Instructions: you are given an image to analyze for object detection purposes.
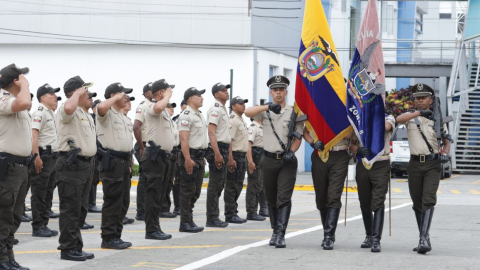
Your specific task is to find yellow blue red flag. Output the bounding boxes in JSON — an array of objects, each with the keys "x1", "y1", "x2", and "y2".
[{"x1": 295, "y1": 0, "x2": 352, "y2": 161}]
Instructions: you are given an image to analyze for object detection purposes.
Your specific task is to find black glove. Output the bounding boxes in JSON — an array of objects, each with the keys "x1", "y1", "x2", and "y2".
[
  {"x1": 268, "y1": 103, "x2": 282, "y2": 114},
  {"x1": 440, "y1": 154, "x2": 450, "y2": 162},
  {"x1": 419, "y1": 110, "x2": 433, "y2": 118},
  {"x1": 310, "y1": 141, "x2": 325, "y2": 151},
  {"x1": 357, "y1": 147, "x2": 371, "y2": 157}
]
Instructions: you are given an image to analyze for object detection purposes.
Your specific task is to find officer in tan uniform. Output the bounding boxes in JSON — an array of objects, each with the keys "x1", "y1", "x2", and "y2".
[
  {"x1": 142, "y1": 79, "x2": 177, "y2": 240},
  {"x1": 246, "y1": 119, "x2": 268, "y2": 218},
  {"x1": 225, "y1": 96, "x2": 255, "y2": 223},
  {"x1": 0, "y1": 64, "x2": 33, "y2": 270},
  {"x1": 245, "y1": 75, "x2": 304, "y2": 249},
  {"x1": 205, "y1": 83, "x2": 231, "y2": 228},
  {"x1": 96, "y1": 82, "x2": 134, "y2": 249},
  {"x1": 30, "y1": 83, "x2": 61, "y2": 238},
  {"x1": 46, "y1": 95, "x2": 62, "y2": 220},
  {"x1": 349, "y1": 114, "x2": 395, "y2": 253},
  {"x1": 132, "y1": 82, "x2": 153, "y2": 221},
  {"x1": 88, "y1": 99, "x2": 102, "y2": 214},
  {"x1": 396, "y1": 83, "x2": 450, "y2": 254},
  {"x1": 177, "y1": 87, "x2": 208, "y2": 233},
  {"x1": 56, "y1": 76, "x2": 96, "y2": 261},
  {"x1": 121, "y1": 95, "x2": 136, "y2": 226}
]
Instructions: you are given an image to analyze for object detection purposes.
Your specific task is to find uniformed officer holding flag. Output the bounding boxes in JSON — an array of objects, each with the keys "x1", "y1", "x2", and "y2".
[{"x1": 96, "y1": 83, "x2": 134, "y2": 249}]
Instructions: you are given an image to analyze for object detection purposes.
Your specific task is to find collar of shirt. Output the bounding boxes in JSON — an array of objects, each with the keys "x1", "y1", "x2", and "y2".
[
  {"x1": 214, "y1": 99, "x2": 225, "y2": 108},
  {"x1": 254, "y1": 121, "x2": 263, "y2": 128},
  {"x1": 186, "y1": 105, "x2": 200, "y2": 115}
]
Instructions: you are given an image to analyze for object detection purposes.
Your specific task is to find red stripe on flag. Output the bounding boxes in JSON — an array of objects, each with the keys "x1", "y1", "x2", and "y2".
[{"x1": 295, "y1": 73, "x2": 336, "y2": 142}]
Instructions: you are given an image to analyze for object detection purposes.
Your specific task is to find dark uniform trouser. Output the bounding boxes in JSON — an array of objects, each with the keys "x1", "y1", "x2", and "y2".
[
  {"x1": 311, "y1": 150, "x2": 349, "y2": 210},
  {"x1": 407, "y1": 158, "x2": 441, "y2": 212},
  {"x1": 224, "y1": 152, "x2": 247, "y2": 217},
  {"x1": 246, "y1": 159, "x2": 263, "y2": 215},
  {"x1": 45, "y1": 170, "x2": 58, "y2": 213},
  {"x1": 161, "y1": 154, "x2": 177, "y2": 213},
  {"x1": 30, "y1": 157, "x2": 57, "y2": 230},
  {"x1": 134, "y1": 142, "x2": 147, "y2": 216},
  {"x1": 56, "y1": 155, "x2": 93, "y2": 251},
  {"x1": 0, "y1": 164, "x2": 28, "y2": 263},
  {"x1": 142, "y1": 151, "x2": 171, "y2": 232},
  {"x1": 89, "y1": 161, "x2": 100, "y2": 208},
  {"x1": 100, "y1": 158, "x2": 132, "y2": 240},
  {"x1": 356, "y1": 160, "x2": 390, "y2": 212},
  {"x1": 206, "y1": 152, "x2": 228, "y2": 222},
  {"x1": 179, "y1": 155, "x2": 205, "y2": 223},
  {"x1": 260, "y1": 156, "x2": 297, "y2": 208}
]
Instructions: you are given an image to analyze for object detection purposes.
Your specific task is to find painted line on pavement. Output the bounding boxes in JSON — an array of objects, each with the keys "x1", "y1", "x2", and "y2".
[
  {"x1": 470, "y1": 189, "x2": 480, "y2": 195},
  {"x1": 174, "y1": 202, "x2": 413, "y2": 270},
  {"x1": 473, "y1": 179, "x2": 480, "y2": 184},
  {"x1": 450, "y1": 189, "x2": 461, "y2": 195}
]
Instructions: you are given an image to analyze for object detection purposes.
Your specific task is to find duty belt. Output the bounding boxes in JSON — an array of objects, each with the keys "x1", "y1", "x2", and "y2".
[
  {"x1": 410, "y1": 154, "x2": 439, "y2": 163},
  {"x1": 264, "y1": 150, "x2": 284, "y2": 160},
  {"x1": 217, "y1": 142, "x2": 230, "y2": 151},
  {"x1": 330, "y1": 145, "x2": 347, "y2": 152},
  {"x1": 232, "y1": 151, "x2": 247, "y2": 159},
  {"x1": 107, "y1": 149, "x2": 132, "y2": 160},
  {"x1": 59, "y1": 152, "x2": 94, "y2": 162},
  {"x1": 190, "y1": 148, "x2": 207, "y2": 159},
  {"x1": 40, "y1": 151, "x2": 59, "y2": 159},
  {"x1": 0, "y1": 152, "x2": 33, "y2": 166},
  {"x1": 145, "y1": 147, "x2": 172, "y2": 161}
]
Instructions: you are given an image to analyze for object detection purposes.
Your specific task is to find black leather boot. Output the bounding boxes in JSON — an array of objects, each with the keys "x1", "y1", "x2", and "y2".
[
  {"x1": 412, "y1": 208, "x2": 422, "y2": 251},
  {"x1": 371, "y1": 207, "x2": 384, "y2": 253},
  {"x1": 268, "y1": 207, "x2": 278, "y2": 246},
  {"x1": 323, "y1": 208, "x2": 340, "y2": 250},
  {"x1": 360, "y1": 207, "x2": 373, "y2": 248},
  {"x1": 258, "y1": 191, "x2": 269, "y2": 217},
  {"x1": 417, "y1": 207, "x2": 434, "y2": 254},
  {"x1": 275, "y1": 203, "x2": 292, "y2": 248},
  {"x1": 319, "y1": 208, "x2": 328, "y2": 247}
]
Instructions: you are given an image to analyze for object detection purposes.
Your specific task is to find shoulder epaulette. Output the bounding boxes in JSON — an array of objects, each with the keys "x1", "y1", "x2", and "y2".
[
  {"x1": 140, "y1": 101, "x2": 145, "y2": 105},
  {"x1": 230, "y1": 114, "x2": 234, "y2": 118},
  {"x1": 250, "y1": 123, "x2": 255, "y2": 127},
  {"x1": 199, "y1": 110, "x2": 202, "y2": 113},
  {"x1": 184, "y1": 110, "x2": 190, "y2": 115},
  {"x1": 38, "y1": 107, "x2": 43, "y2": 111},
  {"x1": 215, "y1": 103, "x2": 219, "y2": 107}
]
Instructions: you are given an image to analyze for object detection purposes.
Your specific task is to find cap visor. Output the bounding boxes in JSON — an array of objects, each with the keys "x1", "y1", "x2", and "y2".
[
  {"x1": 88, "y1": 92, "x2": 97, "y2": 98},
  {"x1": 170, "y1": 84, "x2": 175, "y2": 89},
  {"x1": 269, "y1": 83, "x2": 288, "y2": 89},
  {"x1": 49, "y1": 87, "x2": 61, "y2": 93},
  {"x1": 243, "y1": 99, "x2": 249, "y2": 103},
  {"x1": 19, "y1": 67, "x2": 29, "y2": 75},
  {"x1": 57, "y1": 97, "x2": 62, "y2": 101},
  {"x1": 83, "y1": 82, "x2": 94, "y2": 88},
  {"x1": 129, "y1": 97, "x2": 135, "y2": 101},
  {"x1": 413, "y1": 93, "x2": 432, "y2": 97},
  {"x1": 198, "y1": 89, "x2": 206, "y2": 95},
  {"x1": 225, "y1": 84, "x2": 231, "y2": 89},
  {"x1": 123, "y1": 88, "x2": 133, "y2": 94}
]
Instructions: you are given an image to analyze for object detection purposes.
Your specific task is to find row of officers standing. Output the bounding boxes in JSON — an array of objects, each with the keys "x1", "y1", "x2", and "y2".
[{"x1": 0, "y1": 63, "x2": 449, "y2": 270}]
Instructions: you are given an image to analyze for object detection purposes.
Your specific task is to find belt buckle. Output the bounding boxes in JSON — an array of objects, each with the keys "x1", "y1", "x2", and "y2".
[
  {"x1": 420, "y1": 155, "x2": 426, "y2": 163},
  {"x1": 275, "y1": 152, "x2": 282, "y2": 160}
]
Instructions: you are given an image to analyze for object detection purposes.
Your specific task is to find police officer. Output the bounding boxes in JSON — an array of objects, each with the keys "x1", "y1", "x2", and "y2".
[
  {"x1": 396, "y1": 83, "x2": 450, "y2": 254},
  {"x1": 96, "y1": 83, "x2": 134, "y2": 249},
  {"x1": 30, "y1": 83, "x2": 61, "y2": 238},
  {"x1": 171, "y1": 100, "x2": 187, "y2": 215},
  {"x1": 0, "y1": 64, "x2": 32, "y2": 270},
  {"x1": 56, "y1": 76, "x2": 96, "y2": 261},
  {"x1": 225, "y1": 96, "x2": 253, "y2": 223},
  {"x1": 46, "y1": 96, "x2": 62, "y2": 220},
  {"x1": 245, "y1": 75, "x2": 304, "y2": 249},
  {"x1": 142, "y1": 79, "x2": 177, "y2": 240},
  {"x1": 246, "y1": 118, "x2": 268, "y2": 219},
  {"x1": 160, "y1": 102, "x2": 179, "y2": 218},
  {"x1": 349, "y1": 115, "x2": 395, "y2": 252},
  {"x1": 205, "y1": 82, "x2": 231, "y2": 228},
  {"x1": 133, "y1": 82, "x2": 153, "y2": 221},
  {"x1": 88, "y1": 99, "x2": 102, "y2": 214},
  {"x1": 120, "y1": 96, "x2": 136, "y2": 226},
  {"x1": 177, "y1": 87, "x2": 208, "y2": 233}
]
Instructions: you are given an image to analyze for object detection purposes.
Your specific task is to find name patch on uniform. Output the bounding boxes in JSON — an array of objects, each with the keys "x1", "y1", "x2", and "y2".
[
  {"x1": 47, "y1": 119, "x2": 53, "y2": 122},
  {"x1": 136, "y1": 108, "x2": 142, "y2": 113},
  {"x1": 211, "y1": 111, "x2": 218, "y2": 117},
  {"x1": 33, "y1": 115, "x2": 42, "y2": 123},
  {"x1": 181, "y1": 120, "x2": 189, "y2": 126},
  {"x1": 80, "y1": 118, "x2": 89, "y2": 122}
]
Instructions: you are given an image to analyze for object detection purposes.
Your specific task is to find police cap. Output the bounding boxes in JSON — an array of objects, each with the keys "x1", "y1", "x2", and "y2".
[
  {"x1": 184, "y1": 87, "x2": 205, "y2": 101},
  {"x1": 0, "y1": 64, "x2": 29, "y2": 88},
  {"x1": 267, "y1": 75, "x2": 289, "y2": 89},
  {"x1": 212, "y1": 82, "x2": 231, "y2": 95},
  {"x1": 64, "y1": 76, "x2": 93, "y2": 94},
  {"x1": 37, "y1": 83, "x2": 60, "y2": 100},
  {"x1": 412, "y1": 83, "x2": 435, "y2": 98}
]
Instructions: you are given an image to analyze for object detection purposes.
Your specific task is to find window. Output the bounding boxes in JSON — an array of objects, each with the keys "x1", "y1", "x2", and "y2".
[
  {"x1": 415, "y1": 11, "x2": 423, "y2": 35},
  {"x1": 439, "y1": 2, "x2": 452, "y2": 19}
]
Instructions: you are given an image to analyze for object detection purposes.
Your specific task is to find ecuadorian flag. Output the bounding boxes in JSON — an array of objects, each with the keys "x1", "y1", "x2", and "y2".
[{"x1": 295, "y1": 0, "x2": 352, "y2": 161}]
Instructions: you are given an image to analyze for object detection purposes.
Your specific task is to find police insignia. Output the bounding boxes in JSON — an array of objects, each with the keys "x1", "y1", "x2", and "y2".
[
  {"x1": 38, "y1": 107, "x2": 43, "y2": 111},
  {"x1": 215, "y1": 103, "x2": 219, "y2": 107},
  {"x1": 140, "y1": 101, "x2": 145, "y2": 105},
  {"x1": 248, "y1": 130, "x2": 253, "y2": 135},
  {"x1": 184, "y1": 110, "x2": 190, "y2": 115},
  {"x1": 230, "y1": 115, "x2": 234, "y2": 118},
  {"x1": 33, "y1": 115, "x2": 42, "y2": 123},
  {"x1": 181, "y1": 119, "x2": 189, "y2": 126},
  {"x1": 211, "y1": 111, "x2": 218, "y2": 117},
  {"x1": 136, "y1": 108, "x2": 142, "y2": 113}
]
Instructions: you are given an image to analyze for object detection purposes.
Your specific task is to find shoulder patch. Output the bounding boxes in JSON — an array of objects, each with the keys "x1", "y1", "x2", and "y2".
[
  {"x1": 33, "y1": 115, "x2": 42, "y2": 123},
  {"x1": 136, "y1": 108, "x2": 142, "y2": 114},
  {"x1": 248, "y1": 130, "x2": 253, "y2": 135},
  {"x1": 140, "y1": 101, "x2": 145, "y2": 105},
  {"x1": 184, "y1": 110, "x2": 190, "y2": 115},
  {"x1": 38, "y1": 107, "x2": 43, "y2": 111},
  {"x1": 230, "y1": 114, "x2": 234, "y2": 118},
  {"x1": 211, "y1": 111, "x2": 218, "y2": 117},
  {"x1": 215, "y1": 103, "x2": 219, "y2": 107},
  {"x1": 181, "y1": 119, "x2": 189, "y2": 126}
]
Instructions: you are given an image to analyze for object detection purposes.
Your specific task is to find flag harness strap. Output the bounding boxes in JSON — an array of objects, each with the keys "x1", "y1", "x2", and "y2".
[
  {"x1": 413, "y1": 117, "x2": 434, "y2": 154},
  {"x1": 266, "y1": 111, "x2": 287, "y2": 152}
]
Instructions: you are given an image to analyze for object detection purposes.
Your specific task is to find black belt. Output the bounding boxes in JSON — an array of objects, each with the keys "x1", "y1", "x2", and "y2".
[
  {"x1": 217, "y1": 142, "x2": 230, "y2": 151},
  {"x1": 40, "y1": 151, "x2": 59, "y2": 159},
  {"x1": 107, "y1": 149, "x2": 132, "y2": 160},
  {"x1": 264, "y1": 150, "x2": 284, "y2": 160},
  {"x1": 60, "y1": 152, "x2": 94, "y2": 161},
  {"x1": 232, "y1": 151, "x2": 247, "y2": 158},
  {"x1": 0, "y1": 153, "x2": 31, "y2": 166},
  {"x1": 190, "y1": 148, "x2": 207, "y2": 159},
  {"x1": 145, "y1": 147, "x2": 172, "y2": 159},
  {"x1": 410, "y1": 154, "x2": 439, "y2": 163}
]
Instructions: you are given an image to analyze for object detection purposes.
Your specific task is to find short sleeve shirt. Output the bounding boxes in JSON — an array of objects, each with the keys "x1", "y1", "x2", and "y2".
[
  {"x1": 405, "y1": 115, "x2": 447, "y2": 155},
  {"x1": 248, "y1": 121, "x2": 263, "y2": 148},
  {"x1": 144, "y1": 102, "x2": 179, "y2": 152},
  {"x1": 134, "y1": 98, "x2": 151, "y2": 142},
  {"x1": 207, "y1": 100, "x2": 231, "y2": 144},
  {"x1": 254, "y1": 104, "x2": 304, "y2": 153},
  {"x1": 383, "y1": 115, "x2": 396, "y2": 155},
  {"x1": 0, "y1": 93, "x2": 32, "y2": 156},
  {"x1": 56, "y1": 103, "x2": 97, "y2": 157},
  {"x1": 31, "y1": 103, "x2": 59, "y2": 152},
  {"x1": 229, "y1": 113, "x2": 249, "y2": 153},
  {"x1": 96, "y1": 107, "x2": 134, "y2": 152},
  {"x1": 177, "y1": 105, "x2": 208, "y2": 150}
]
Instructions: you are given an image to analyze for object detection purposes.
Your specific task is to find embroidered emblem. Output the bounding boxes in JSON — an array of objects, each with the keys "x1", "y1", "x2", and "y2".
[
  {"x1": 33, "y1": 115, "x2": 42, "y2": 123},
  {"x1": 136, "y1": 108, "x2": 142, "y2": 113},
  {"x1": 211, "y1": 111, "x2": 218, "y2": 117},
  {"x1": 181, "y1": 119, "x2": 189, "y2": 126}
]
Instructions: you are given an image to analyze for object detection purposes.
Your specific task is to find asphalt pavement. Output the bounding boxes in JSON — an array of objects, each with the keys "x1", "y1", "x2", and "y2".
[{"x1": 13, "y1": 173, "x2": 480, "y2": 270}]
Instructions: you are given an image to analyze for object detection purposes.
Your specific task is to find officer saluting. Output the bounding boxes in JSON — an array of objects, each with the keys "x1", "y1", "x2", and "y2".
[
  {"x1": 56, "y1": 76, "x2": 96, "y2": 261},
  {"x1": 177, "y1": 87, "x2": 208, "y2": 233},
  {"x1": 96, "y1": 83, "x2": 134, "y2": 249},
  {"x1": 245, "y1": 75, "x2": 304, "y2": 249},
  {"x1": 0, "y1": 64, "x2": 33, "y2": 270},
  {"x1": 396, "y1": 83, "x2": 450, "y2": 254},
  {"x1": 142, "y1": 79, "x2": 177, "y2": 240},
  {"x1": 30, "y1": 83, "x2": 61, "y2": 238}
]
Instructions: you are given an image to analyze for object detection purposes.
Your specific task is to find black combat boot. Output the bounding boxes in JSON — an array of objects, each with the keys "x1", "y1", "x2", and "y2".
[
  {"x1": 371, "y1": 207, "x2": 384, "y2": 253},
  {"x1": 48, "y1": 209, "x2": 59, "y2": 218},
  {"x1": 258, "y1": 191, "x2": 269, "y2": 217},
  {"x1": 179, "y1": 222, "x2": 203, "y2": 233},
  {"x1": 268, "y1": 207, "x2": 278, "y2": 246},
  {"x1": 323, "y1": 208, "x2": 340, "y2": 250},
  {"x1": 246, "y1": 213, "x2": 266, "y2": 221},
  {"x1": 417, "y1": 207, "x2": 434, "y2": 254},
  {"x1": 360, "y1": 207, "x2": 373, "y2": 248},
  {"x1": 60, "y1": 249, "x2": 87, "y2": 261},
  {"x1": 173, "y1": 184, "x2": 180, "y2": 215},
  {"x1": 319, "y1": 208, "x2": 328, "y2": 247},
  {"x1": 146, "y1": 230, "x2": 173, "y2": 239},
  {"x1": 412, "y1": 208, "x2": 422, "y2": 251},
  {"x1": 275, "y1": 202, "x2": 292, "y2": 248}
]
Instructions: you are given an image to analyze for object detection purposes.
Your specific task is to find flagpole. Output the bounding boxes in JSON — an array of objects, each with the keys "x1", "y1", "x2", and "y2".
[
  {"x1": 344, "y1": 176, "x2": 348, "y2": 226},
  {"x1": 389, "y1": 173, "x2": 392, "y2": 236}
]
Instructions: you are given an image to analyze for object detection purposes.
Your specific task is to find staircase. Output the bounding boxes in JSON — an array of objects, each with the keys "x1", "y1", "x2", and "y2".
[{"x1": 454, "y1": 63, "x2": 480, "y2": 172}]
